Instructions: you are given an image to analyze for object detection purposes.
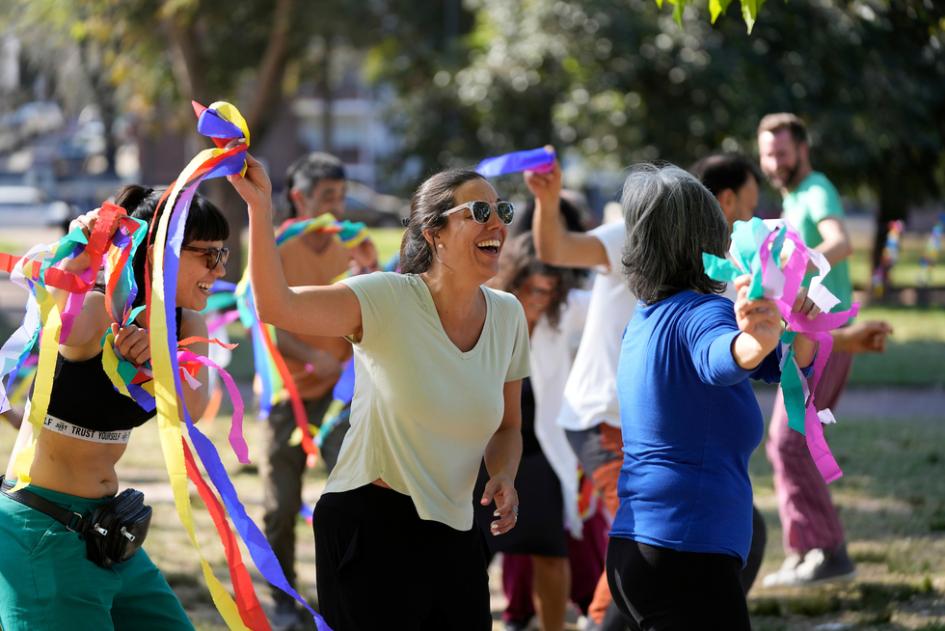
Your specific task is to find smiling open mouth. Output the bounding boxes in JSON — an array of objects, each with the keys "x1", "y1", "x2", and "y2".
[
  {"x1": 477, "y1": 239, "x2": 501, "y2": 254},
  {"x1": 197, "y1": 282, "x2": 212, "y2": 295}
]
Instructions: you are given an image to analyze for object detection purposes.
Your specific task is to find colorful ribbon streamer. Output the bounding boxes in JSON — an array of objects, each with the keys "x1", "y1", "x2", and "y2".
[
  {"x1": 146, "y1": 101, "x2": 329, "y2": 630},
  {"x1": 476, "y1": 146, "x2": 556, "y2": 177},
  {"x1": 2, "y1": 204, "x2": 145, "y2": 488},
  {"x1": 703, "y1": 217, "x2": 859, "y2": 484}
]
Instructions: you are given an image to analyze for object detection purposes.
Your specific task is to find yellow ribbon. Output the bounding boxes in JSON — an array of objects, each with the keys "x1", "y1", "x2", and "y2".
[
  {"x1": 11, "y1": 300, "x2": 62, "y2": 491},
  {"x1": 149, "y1": 146, "x2": 249, "y2": 631},
  {"x1": 101, "y1": 331, "x2": 134, "y2": 399}
]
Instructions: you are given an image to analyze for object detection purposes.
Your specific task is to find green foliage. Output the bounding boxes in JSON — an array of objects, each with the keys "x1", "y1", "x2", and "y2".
[
  {"x1": 657, "y1": 0, "x2": 763, "y2": 31},
  {"x1": 366, "y1": 0, "x2": 945, "y2": 254},
  {"x1": 1, "y1": 0, "x2": 378, "y2": 133}
]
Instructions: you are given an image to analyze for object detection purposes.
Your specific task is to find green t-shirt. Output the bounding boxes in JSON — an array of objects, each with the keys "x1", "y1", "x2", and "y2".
[{"x1": 782, "y1": 171, "x2": 853, "y2": 311}]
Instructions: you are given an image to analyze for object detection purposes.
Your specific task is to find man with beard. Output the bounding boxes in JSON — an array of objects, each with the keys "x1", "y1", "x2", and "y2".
[{"x1": 756, "y1": 113, "x2": 857, "y2": 587}]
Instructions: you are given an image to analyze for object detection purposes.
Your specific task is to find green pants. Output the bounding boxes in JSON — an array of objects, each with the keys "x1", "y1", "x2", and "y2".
[{"x1": 0, "y1": 483, "x2": 193, "y2": 631}]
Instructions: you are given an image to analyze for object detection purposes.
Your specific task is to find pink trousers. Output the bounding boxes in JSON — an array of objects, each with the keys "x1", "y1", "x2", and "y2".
[{"x1": 766, "y1": 351, "x2": 853, "y2": 555}]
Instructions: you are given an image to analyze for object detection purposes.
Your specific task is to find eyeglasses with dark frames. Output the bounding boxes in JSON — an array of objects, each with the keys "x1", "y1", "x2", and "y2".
[
  {"x1": 181, "y1": 245, "x2": 229, "y2": 270},
  {"x1": 442, "y1": 200, "x2": 515, "y2": 225}
]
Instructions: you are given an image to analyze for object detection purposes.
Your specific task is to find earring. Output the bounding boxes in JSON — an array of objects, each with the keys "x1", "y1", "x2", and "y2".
[{"x1": 437, "y1": 243, "x2": 444, "y2": 249}]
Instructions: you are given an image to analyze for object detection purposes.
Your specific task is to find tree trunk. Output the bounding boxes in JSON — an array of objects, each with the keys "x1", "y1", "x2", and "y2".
[
  {"x1": 164, "y1": 18, "x2": 208, "y2": 104},
  {"x1": 246, "y1": 0, "x2": 295, "y2": 142},
  {"x1": 79, "y1": 39, "x2": 118, "y2": 175},
  {"x1": 168, "y1": 0, "x2": 296, "y2": 282},
  {"x1": 319, "y1": 34, "x2": 334, "y2": 153}
]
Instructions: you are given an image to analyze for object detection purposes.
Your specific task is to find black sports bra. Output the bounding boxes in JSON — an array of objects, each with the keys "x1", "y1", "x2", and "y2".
[{"x1": 44, "y1": 308, "x2": 182, "y2": 432}]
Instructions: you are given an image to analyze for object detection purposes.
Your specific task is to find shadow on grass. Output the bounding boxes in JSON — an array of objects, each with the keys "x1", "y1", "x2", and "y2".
[{"x1": 752, "y1": 580, "x2": 938, "y2": 625}]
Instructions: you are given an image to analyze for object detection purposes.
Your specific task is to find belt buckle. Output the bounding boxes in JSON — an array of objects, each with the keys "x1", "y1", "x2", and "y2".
[{"x1": 65, "y1": 512, "x2": 84, "y2": 532}]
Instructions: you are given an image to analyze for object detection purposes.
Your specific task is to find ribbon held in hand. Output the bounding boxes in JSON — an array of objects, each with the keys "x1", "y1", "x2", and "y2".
[
  {"x1": 476, "y1": 146, "x2": 556, "y2": 177},
  {"x1": 147, "y1": 100, "x2": 328, "y2": 630},
  {"x1": 703, "y1": 218, "x2": 860, "y2": 484}
]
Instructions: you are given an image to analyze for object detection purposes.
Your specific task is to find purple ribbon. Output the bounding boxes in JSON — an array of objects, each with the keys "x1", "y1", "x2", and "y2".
[
  {"x1": 164, "y1": 178, "x2": 328, "y2": 629},
  {"x1": 196, "y1": 108, "x2": 246, "y2": 141},
  {"x1": 332, "y1": 359, "x2": 355, "y2": 405},
  {"x1": 476, "y1": 147, "x2": 556, "y2": 177}
]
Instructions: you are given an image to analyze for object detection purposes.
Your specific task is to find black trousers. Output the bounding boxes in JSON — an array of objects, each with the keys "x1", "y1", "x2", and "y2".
[
  {"x1": 606, "y1": 537, "x2": 751, "y2": 631},
  {"x1": 313, "y1": 484, "x2": 492, "y2": 631},
  {"x1": 741, "y1": 505, "x2": 767, "y2": 594}
]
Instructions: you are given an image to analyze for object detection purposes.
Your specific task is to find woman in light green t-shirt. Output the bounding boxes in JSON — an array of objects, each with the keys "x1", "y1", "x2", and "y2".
[{"x1": 230, "y1": 154, "x2": 529, "y2": 630}]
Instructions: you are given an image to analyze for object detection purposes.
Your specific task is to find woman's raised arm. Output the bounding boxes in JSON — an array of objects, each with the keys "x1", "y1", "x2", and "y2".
[{"x1": 227, "y1": 153, "x2": 362, "y2": 339}]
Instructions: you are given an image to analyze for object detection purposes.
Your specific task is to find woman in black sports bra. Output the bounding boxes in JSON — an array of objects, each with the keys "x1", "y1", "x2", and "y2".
[{"x1": 0, "y1": 185, "x2": 228, "y2": 630}]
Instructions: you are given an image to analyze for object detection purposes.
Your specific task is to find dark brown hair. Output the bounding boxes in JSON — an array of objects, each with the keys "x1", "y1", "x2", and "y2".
[
  {"x1": 399, "y1": 169, "x2": 485, "y2": 274},
  {"x1": 284, "y1": 152, "x2": 346, "y2": 218}
]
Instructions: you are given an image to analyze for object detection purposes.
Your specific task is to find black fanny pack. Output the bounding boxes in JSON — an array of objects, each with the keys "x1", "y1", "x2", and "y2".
[{"x1": 0, "y1": 477, "x2": 152, "y2": 568}]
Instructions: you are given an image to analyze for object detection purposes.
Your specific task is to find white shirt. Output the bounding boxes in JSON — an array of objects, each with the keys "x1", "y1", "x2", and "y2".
[
  {"x1": 529, "y1": 289, "x2": 591, "y2": 537},
  {"x1": 326, "y1": 272, "x2": 531, "y2": 531},
  {"x1": 557, "y1": 222, "x2": 637, "y2": 431}
]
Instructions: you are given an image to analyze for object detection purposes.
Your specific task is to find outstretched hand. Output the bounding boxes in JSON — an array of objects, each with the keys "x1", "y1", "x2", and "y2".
[
  {"x1": 523, "y1": 152, "x2": 562, "y2": 205},
  {"x1": 835, "y1": 320, "x2": 893, "y2": 354},
  {"x1": 226, "y1": 152, "x2": 273, "y2": 214},
  {"x1": 790, "y1": 286, "x2": 822, "y2": 320},
  {"x1": 349, "y1": 239, "x2": 380, "y2": 274},
  {"x1": 480, "y1": 474, "x2": 519, "y2": 536}
]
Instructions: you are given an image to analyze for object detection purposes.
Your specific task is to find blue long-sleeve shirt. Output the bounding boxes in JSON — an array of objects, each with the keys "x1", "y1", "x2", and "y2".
[{"x1": 611, "y1": 290, "x2": 781, "y2": 564}]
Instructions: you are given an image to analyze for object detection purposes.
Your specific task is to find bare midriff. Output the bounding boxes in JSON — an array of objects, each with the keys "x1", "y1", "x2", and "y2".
[
  {"x1": 372, "y1": 478, "x2": 391, "y2": 489},
  {"x1": 27, "y1": 431, "x2": 127, "y2": 498}
]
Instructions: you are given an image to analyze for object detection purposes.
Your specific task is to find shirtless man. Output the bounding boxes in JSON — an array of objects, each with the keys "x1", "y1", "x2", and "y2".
[{"x1": 263, "y1": 152, "x2": 377, "y2": 630}]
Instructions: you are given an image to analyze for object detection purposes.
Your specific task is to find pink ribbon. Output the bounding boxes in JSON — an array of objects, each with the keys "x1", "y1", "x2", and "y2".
[{"x1": 178, "y1": 348, "x2": 249, "y2": 464}]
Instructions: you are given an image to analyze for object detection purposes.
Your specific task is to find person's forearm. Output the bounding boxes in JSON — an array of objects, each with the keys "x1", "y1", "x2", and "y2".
[
  {"x1": 181, "y1": 365, "x2": 210, "y2": 421},
  {"x1": 276, "y1": 330, "x2": 317, "y2": 363},
  {"x1": 532, "y1": 195, "x2": 565, "y2": 264},
  {"x1": 45, "y1": 250, "x2": 95, "y2": 307},
  {"x1": 483, "y1": 425, "x2": 522, "y2": 481},
  {"x1": 248, "y1": 203, "x2": 294, "y2": 327},
  {"x1": 2, "y1": 410, "x2": 22, "y2": 430},
  {"x1": 816, "y1": 237, "x2": 853, "y2": 266},
  {"x1": 792, "y1": 333, "x2": 817, "y2": 368},
  {"x1": 732, "y1": 332, "x2": 771, "y2": 370}
]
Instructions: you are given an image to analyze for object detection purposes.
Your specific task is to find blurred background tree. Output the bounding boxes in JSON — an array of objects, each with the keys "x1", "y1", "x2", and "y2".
[
  {"x1": 1, "y1": 0, "x2": 943, "y2": 268},
  {"x1": 368, "y1": 0, "x2": 945, "y2": 264}
]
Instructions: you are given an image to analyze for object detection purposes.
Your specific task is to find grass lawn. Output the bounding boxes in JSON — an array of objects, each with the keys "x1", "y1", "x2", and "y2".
[
  {"x1": 0, "y1": 226, "x2": 942, "y2": 629},
  {"x1": 749, "y1": 416, "x2": 945, "y2": 630},
  {"x1": 1, "y1": 411, "x2": 942, "y2": 630},
  {"x1": 848, "y1": 305, "x2": 945, "y2": 388},
  {"x1": 365, "y1": 226, "x2": 404, "y2": 266}
]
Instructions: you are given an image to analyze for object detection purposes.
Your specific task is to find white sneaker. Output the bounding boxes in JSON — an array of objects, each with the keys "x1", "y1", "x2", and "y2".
[
  {"x1": 763, "y1": 547, "x2": 856, "y2": 588},
  {"x1": 762, "y1": 553, "x2": 804, "y2": 588}
]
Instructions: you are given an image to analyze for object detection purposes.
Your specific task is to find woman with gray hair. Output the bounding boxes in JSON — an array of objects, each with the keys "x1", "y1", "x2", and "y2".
[
  {"x1": 232, "y1": 155, "x2": 529, "y2": 630},
  {"x1": 606, "y1": 164, "x2": 817, "y2": 629}
]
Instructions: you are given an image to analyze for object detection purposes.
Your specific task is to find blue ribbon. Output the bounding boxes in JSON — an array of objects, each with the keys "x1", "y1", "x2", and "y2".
[{"x1": 476, "y1": 147, "x2": 556, "y2": 177}]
